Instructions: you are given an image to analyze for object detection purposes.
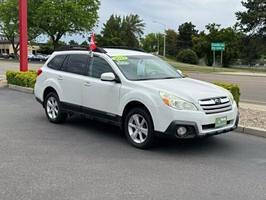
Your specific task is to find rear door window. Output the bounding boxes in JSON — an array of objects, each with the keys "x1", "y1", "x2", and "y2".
[
  {"x1": 47, "y1": 55, "x2": 67, "y2": 70},
  {"x1": 62, "y1": 54, "x2": 90, "y2": 75}
]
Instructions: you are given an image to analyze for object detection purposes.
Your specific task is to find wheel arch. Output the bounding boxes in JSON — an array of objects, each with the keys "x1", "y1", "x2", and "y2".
[
  {"x1": 43, "y1": 87, "x2": 59, "y2": 104},
  {"x1": 122, "y1": 100, "x2": 155, "y2": 128}
]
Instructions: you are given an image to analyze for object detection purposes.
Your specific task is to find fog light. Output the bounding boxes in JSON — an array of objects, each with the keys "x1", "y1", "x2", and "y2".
[{"x1": 177, "y1": 126, "x2": 187, "y2": 136}]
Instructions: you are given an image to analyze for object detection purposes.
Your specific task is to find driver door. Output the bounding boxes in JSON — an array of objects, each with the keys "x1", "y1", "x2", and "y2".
[{"x1": 82, "y1": 56, "x2": 121, "y2": 118}]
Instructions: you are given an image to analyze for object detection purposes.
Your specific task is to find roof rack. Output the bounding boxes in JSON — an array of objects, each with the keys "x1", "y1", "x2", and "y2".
[
  {"x1": 55, "y1": 45, "x2": 107, "y2": 53},
  {"x1": 103, "y1": 46, "x2": 145, "y2": 52}
]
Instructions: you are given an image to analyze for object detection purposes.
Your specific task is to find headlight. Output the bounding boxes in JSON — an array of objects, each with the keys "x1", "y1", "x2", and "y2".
[
  {"x1": 228, "y1": 93, "x2": 234, "y2": 104},
  {"x1": 159, "y1": 91, "x2": 198, "y2": 111}
]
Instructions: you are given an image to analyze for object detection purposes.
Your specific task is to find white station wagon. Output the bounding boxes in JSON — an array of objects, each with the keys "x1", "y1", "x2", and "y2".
[{"x1": 34, "y1": 47, "x2": 239, "y2": 149}]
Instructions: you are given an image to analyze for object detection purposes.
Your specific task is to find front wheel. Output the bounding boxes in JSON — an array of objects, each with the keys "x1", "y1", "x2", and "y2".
[
  {"x1": 124, "y1": 108, "x2": 155, "y2": 149},
  {"x1": 44, "y1": 92, "x2": 67, "y2": 123}
]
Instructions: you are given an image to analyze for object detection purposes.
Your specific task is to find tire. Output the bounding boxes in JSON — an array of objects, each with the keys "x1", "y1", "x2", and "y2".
[
  {"x1": 44, "y1": 92, "x2": 67, "y2": 123},
  {"x1": 124, "y1": 107, "x2": 155, "y2": 149}
]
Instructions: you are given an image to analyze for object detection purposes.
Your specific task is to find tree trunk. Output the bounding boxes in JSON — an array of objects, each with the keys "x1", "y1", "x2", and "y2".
[{"x1": 11, "y1": 40, "x2": 19, "y2": 59}]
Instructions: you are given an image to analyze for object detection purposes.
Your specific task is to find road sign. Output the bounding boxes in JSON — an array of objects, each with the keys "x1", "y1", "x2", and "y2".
[{"x1": 211, "y1": 43, "x2": 225, "y2": 51}]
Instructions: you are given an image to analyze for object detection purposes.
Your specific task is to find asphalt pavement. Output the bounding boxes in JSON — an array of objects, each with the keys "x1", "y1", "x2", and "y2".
[
  {"x1": 189, "y1": 72, "x2": 266, "y2": 105},
  {"x1": 0, "y1": 88, "x2": 266, "y2": 200}
]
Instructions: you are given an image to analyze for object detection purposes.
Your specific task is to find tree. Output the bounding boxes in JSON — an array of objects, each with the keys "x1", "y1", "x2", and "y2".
[
  {"x1": 31, "y1": 0, "x2": 100, "y2": 50},
  {"x1": 38, "y1": 40, "x2": 67, "y2": 55},
  {"x1": 236, "y1": 0, "x2": 265, "y2": 65},
  {"x1": 141, "y1": 33, "x2": 163, "y2": 54},
  {"x1": 165, "y1": 29, "x2": 178, "y2": 57},
  {"x1": 0, "y1": 0, "x2": 39, "y2": 58},
  {"x1": 100, "y1": 14, "x2": 145, "y2": 48},
  {"x1": 178, "y1": 22, "x2": 198, "y2": 49},
  {"x1": 192, "y1": 31, "x2": 208, "y2": 59},
  {"x1": 68, "y1": 40, "x2": 79, "y2": 46},
  {"x1": 236, "y1": 0, "x2": 265, "y2": 35},
  {"x1": 239, "y1": 35, "x2": 264, "y2": 65},
  {"x1": 81, "y1": 40, "x2": 88, "y2": 46},
  {"x1": 121, "y1": 14, "x2": 145, "y2": 47},
  {"x1": 100, "y1": 15, "x2": 124, "y2": 46},
  {"x1": 203, "y1": 23, "x2": 242, "y2": 67}
]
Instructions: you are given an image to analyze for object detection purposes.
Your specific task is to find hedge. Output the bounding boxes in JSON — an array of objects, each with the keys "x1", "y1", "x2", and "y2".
[
  {"x1": 214, "y1": 82, "x2": 240, "y2": 106},
  {"x1": 6, "y1": 70, "x2": 37, "y2": 89},
  {"x1": 177, "y1": 49, "x2": 199, "y2": 65}
]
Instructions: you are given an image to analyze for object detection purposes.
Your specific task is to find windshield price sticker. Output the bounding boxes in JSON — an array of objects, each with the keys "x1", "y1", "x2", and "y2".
[{"x1": 112, "y1": 55, "x2": 128, "y2": 62}]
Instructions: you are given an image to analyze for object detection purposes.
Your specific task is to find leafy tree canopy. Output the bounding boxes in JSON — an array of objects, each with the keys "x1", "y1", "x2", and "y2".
[
  {"x1": 99, "y1": 14, "x2": 145, "y2": 48},
  {"x1": 0, "y1": 0, "x2": 39, "y2": 57},
  {"x1": 236, "y1": 0, "x2": 266, "y2": 35},
  {"x1": 30, "y1": 0, "x2": 100, "y2": 49},
  {"x1": 178, "y1": 22, "x2": 198, "y2": 49}
]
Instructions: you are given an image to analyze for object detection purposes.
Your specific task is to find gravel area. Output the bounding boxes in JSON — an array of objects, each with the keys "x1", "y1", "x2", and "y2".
[{"x1": 239, "y1": 103, "x2": 266, "y2": 130}]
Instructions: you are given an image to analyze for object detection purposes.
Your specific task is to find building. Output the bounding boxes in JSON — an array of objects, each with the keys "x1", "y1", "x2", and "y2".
[{"x1": 0, "y1": 34, "x2": 40, "y2": 55}]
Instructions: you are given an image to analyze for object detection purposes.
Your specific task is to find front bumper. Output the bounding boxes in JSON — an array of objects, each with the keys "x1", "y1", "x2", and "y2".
[{"x1": 160, "y1": 113, "x2": 239, "y2": 139}]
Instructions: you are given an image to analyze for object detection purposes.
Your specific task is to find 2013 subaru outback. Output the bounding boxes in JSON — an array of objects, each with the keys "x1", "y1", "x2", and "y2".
[{"x1": 34, "y1": 47, "x2": 239, "y2": 149}]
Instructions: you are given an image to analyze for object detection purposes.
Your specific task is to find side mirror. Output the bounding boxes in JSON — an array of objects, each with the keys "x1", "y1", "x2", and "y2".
[
  {"x1": 177, "y1": 69, "x2": 184, "y2": 76},
  {"x1": 101, "y1": 72, "x2": 116, "y2": 82}
]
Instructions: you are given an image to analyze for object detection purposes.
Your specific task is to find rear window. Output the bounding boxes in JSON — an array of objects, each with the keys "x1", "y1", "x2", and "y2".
[{"x1": 47, "y1": 55, "x2": 67, "y2": 70}]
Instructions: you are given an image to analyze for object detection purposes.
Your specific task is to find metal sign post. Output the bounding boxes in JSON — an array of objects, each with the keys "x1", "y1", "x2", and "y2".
[
  {"x1": 211, "y1": 43, "x2": 225, "y2": 68},
  {"x1": 19, "y1": 0, "x2": 28, "y2": 72}
]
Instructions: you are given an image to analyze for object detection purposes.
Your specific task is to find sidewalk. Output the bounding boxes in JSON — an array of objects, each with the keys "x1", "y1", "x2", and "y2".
[
  {"x1": 217, "y1": 72, "x2": 266, "y2": 77},
  {"x1": 239, "y1": 102, "x2": 266, "y2": 131}
]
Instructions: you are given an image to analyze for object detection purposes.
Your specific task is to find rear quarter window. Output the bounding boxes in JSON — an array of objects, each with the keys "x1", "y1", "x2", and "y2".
[{"x1": 47, "y1": 55, "x2": 67, "y2": 70}]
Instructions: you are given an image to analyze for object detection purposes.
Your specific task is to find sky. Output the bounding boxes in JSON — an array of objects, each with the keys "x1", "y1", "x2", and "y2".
[{"x1": 38, "y1": 0, "x2": 244, "y2": 43}]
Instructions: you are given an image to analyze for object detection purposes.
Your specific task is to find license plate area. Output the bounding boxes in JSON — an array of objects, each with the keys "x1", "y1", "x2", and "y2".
[{"x1": 215, "y1": 116, "x2": 227, "y2": 128}]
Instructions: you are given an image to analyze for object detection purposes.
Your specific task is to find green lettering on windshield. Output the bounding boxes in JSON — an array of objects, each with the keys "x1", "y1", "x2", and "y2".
[{"x1": 112, "y1": 55, "x2": 128, "y2": 62}]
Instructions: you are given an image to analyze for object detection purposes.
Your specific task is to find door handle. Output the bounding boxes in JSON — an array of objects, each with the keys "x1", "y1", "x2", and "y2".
[
  {"x1": 84, "y1": 81, "x2": 92, "y2": 87},
  {"x1": 57, "y1": 75, "x2": 63, "y2": 81}
]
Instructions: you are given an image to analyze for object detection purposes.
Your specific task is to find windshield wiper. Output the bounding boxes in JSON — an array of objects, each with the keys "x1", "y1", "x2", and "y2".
[{"x1": 162, "y1": 77, "x2": 179, "y2": 79}]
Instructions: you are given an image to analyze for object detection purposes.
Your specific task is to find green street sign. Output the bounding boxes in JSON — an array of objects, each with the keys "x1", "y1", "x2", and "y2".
[{"x1": 211, "y1": 43, "x2": 225, "y2": 51}]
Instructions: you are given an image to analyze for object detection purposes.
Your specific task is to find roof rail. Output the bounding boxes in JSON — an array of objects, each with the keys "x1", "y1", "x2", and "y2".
[
  {"x1": 55, "y1": 45, "x2": 107, "y2": 53},
  {"x1": 103, "y1": 46, "x2": 145, "y2": 52}
]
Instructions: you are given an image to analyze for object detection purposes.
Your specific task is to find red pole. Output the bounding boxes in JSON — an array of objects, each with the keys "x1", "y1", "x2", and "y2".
[{"x1": 19, "y1": 0, "x2": 28, "y2": 72}]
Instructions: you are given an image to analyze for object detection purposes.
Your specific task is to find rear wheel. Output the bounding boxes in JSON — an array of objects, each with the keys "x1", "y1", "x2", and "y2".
[
  {"x1": 124, "y1": 107, "x2": 155, "y2": 149},
  {"x1": 44, "y1": 92, "x2": 67, "y2": 123}
]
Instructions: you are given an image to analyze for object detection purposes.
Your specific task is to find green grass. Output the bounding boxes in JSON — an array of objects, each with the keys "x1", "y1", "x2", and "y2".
[{"x1": 164, "y1": 57, "x2": 266, "y2": 74}]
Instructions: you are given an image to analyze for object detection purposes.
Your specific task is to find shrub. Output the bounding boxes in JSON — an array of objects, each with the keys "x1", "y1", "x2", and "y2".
[
  {"x1": 177, "y1": 49, "x2": 199, "y2": 64},
  {"x1": 214, "y1": 82, "x2": 240, "y2": 106},
  {"x1": 6, "y1": 70, "x2": 37, "y2": 89}
]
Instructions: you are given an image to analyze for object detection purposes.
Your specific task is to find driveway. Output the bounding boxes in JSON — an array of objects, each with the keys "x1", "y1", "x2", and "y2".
[{"x1": 0, "y1": 88, "x2": 266, "y2": 200}]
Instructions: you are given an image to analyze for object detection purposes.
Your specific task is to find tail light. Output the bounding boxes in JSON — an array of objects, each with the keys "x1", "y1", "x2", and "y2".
[{"x1": 37, "y1": 68, "x2": 42, "y2": 76}]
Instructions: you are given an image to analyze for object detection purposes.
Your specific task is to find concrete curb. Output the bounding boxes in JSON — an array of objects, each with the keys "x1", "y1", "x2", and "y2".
[
  {"x1": 236, "y1": 126, "x2": 266, "y2": 138},
  {"x1": 8, "y1": 84, "x2": 34, "y2": 94}
]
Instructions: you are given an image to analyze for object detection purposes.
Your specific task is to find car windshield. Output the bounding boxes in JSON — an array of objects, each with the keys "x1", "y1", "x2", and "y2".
[{"x1": 113, "y1": 55, "x2": 182, "y2": 81}]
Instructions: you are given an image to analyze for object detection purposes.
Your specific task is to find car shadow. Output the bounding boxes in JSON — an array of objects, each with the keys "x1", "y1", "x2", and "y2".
[{"x1": 63, "y1": 115, "x2": 234, "y2": 156}]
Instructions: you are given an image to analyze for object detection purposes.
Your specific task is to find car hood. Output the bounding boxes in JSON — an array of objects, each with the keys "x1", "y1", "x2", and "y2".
[{"x1": 138, "y1": 78, "x2": 229, "y2": 103}]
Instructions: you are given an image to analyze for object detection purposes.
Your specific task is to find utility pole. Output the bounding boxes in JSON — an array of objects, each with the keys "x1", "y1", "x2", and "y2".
[
  {"x1": 163, "y1": 33, "x2": 166, "y2": 57},
  {"x1": 157, "y1": 33, "x2": 160, "y2": 55},
  {"x1": 19, "y1": 0, "x2": 28, "y2": 72},
  {"x1": 153, "y1": 21, "x2": 167, "y2": 57}
]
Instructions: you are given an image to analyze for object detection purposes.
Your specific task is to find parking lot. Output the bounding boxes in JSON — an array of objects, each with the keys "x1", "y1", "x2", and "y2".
[{"x1": 0, "y1": 87, "x2": 266, "y2": 200}]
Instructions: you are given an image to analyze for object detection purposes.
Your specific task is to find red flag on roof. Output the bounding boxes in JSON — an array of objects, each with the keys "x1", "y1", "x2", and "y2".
[{"x1": 89, "y1": 33, "x2": 97, "y2": 51}]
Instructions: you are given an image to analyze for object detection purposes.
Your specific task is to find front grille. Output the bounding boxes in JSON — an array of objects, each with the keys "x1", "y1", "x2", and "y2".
[{"x1": 199, "y1": 96, "x2": 232, "y2": 115}]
